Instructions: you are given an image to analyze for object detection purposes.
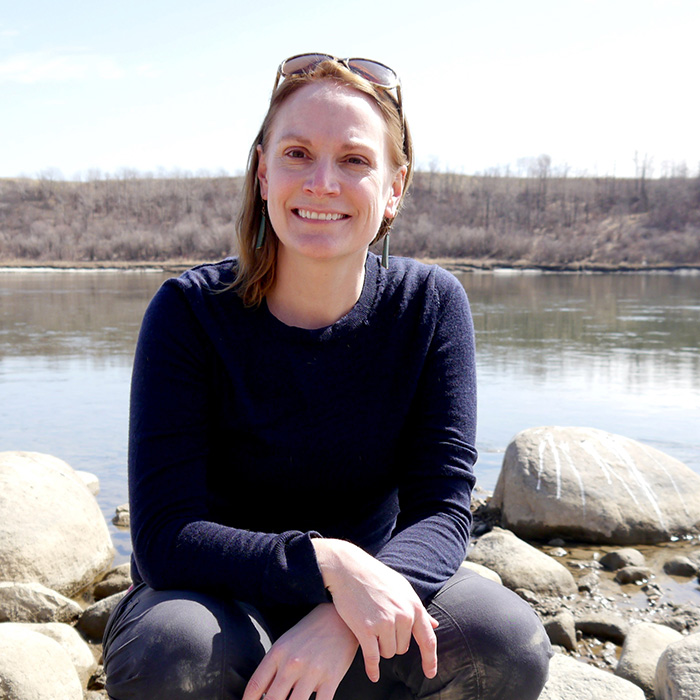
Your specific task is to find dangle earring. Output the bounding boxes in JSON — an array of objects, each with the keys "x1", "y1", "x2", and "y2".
[
  {"x1": 256, "y1": 203, "x2": 267, "y2": 250},
  {"x1": 381, "y1": 232, "x2": 390, "y2": 269}
]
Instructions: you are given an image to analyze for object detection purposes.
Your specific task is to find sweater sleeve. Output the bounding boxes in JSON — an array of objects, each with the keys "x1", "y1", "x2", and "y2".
[
  {"x1": 375, "y1": 268, "x2": 477, "y2": 601},
  {"x1": 127, "y1": 281, "x2": 328, "y2": 608}
]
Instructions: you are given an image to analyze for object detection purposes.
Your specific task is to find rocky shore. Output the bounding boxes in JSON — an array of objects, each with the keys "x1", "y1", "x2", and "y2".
[{"x1": 2, "y1": 426, "x2": 700, "y2": 699}]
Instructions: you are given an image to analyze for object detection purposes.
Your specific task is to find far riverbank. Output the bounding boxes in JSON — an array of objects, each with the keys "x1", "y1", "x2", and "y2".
[
  {"x1": 2, "y1": 171, "x2": 699, "y2": 267},
  {"x1": 2, "y1": 257, "x2": 700, "y2": 275}
]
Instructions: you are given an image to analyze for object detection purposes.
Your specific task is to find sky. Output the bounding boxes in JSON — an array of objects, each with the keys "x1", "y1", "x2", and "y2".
[{"x1": 1, "y1": 0, "x2": 699, "y2": 180}]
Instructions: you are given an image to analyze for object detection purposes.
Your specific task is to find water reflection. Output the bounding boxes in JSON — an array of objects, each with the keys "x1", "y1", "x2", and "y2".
[
  {"x1": 460, "y1": 271, "x2": 700, "y2": 360},
  {"x1": 0, "y1": 270, "x2": 167, "y2": 360}
]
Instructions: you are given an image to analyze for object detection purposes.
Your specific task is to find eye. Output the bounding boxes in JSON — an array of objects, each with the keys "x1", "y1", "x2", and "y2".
[
  {"x1": 345, "y1": 155, "x2": 370, "y2": 166},
  {"x1": 285, "y1": 148, "x2": 308, "y2": 159}
]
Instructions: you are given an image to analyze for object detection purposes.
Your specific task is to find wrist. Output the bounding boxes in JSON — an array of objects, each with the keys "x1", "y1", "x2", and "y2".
[{"x1": 311, "y1": 538, "x2": 354, "y2": 588}]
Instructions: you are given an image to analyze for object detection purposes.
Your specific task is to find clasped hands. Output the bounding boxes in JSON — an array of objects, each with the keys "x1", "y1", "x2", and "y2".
[{"x1": 242, "y1": 538, "x2": 438, "y2": 700}]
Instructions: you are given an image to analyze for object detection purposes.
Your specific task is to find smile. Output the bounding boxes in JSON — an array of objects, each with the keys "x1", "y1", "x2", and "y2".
[{"x1": 296, "y1": 209, "x2": 348, "y2": 221}]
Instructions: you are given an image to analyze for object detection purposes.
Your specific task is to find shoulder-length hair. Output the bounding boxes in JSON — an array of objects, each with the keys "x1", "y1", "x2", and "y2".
[{"x1": 232, "y1": 60, "x2": 413, "y2": 307}]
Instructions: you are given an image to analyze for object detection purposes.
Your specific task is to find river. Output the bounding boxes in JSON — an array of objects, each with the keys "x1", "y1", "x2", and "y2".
[{"x1": 1, "y1": 266, "x2": 699, "y2": 562}]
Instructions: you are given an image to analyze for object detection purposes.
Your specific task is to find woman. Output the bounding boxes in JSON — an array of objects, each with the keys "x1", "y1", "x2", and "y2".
[{"x1": 103, "y1": 54, "x2": 552, "y2": 700}]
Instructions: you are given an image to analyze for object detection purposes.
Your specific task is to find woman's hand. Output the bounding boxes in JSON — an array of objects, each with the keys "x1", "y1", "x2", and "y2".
[
  {"x1": 242, "y1": 603, "x2": 358, "y2": 700},
  {"x1": 312, "y1": 538, "x2": 439, "y2": 684}
]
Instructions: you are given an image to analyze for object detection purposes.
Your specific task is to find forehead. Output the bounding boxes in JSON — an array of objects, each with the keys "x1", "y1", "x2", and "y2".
[{"x1": 267, "y1": 80, "x2": 390, "y2": 147}]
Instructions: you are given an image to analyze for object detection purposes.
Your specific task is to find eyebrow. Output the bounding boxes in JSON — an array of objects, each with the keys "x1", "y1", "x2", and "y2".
[{"x1": 276, "y1": 133, "x2": 378, "y2": 152}]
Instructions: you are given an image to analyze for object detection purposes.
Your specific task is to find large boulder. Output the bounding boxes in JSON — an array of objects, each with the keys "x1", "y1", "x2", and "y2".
[
  {"x1": 0, "y1": 622, "x2": 97, "y2": 686},
  {"x1": 0, "y1": 451, "x2": 114, "y2": 596},
  {"x1": 655, "y1": 632, "x2": 700, "y2": 700},
  {"x1": 540, "y1": 653, "x2": 645, "y2": 700},
  {"x1": 0, "y1": 623, "x2": 83, "y2": 699},
  {"x1": 615, "y1": 622, "x2": 683, "y2": 697},
  {"x1": 492, "y1": 427, "x2": 700, "y2": 544},
  {"x1": 467, "y1": 527, "x2": 577, "y2": 597}
]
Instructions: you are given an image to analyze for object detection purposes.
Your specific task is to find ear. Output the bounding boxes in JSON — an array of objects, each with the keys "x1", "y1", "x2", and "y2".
[
  {"x1": 384, "y1": 165, "x2": 407, "y2": 219},
  {"x1": 256, "y1": 144, "x2": 268, "y2": 199}
]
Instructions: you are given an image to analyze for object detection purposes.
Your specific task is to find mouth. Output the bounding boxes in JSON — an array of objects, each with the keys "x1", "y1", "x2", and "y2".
[{"x1": 295, "y1": 208, "x2": 349, "y2": 222}]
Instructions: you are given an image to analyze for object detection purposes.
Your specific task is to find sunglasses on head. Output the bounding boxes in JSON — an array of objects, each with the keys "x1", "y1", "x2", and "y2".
[{"x1": 273, "y1": 53, "x2": 403, "y2": 118}]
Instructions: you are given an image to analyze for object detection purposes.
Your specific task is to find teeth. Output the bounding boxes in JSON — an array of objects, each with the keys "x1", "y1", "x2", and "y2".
[{"x1": 297, "y1": 209, "x2": 345, "y2": 221}]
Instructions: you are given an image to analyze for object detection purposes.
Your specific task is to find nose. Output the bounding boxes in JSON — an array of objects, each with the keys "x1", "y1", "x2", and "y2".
[{"x1": 304, "y1": 159, "x2": 340, "y2": 197}]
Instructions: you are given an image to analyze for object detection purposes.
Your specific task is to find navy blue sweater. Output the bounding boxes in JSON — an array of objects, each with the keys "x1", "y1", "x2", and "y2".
[{"x1": 128, "y1": 253, "x2": 477, "y2": 610}]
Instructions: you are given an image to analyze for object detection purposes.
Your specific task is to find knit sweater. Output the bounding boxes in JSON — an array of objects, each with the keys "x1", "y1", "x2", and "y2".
[{"x1": 128, "y1": 252, "x2": 477, "y2": 610}]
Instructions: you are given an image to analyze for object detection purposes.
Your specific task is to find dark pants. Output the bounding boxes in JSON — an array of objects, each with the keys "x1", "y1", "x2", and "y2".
[{"x1": 103, "y1": 567, "x2": 552, "y2": 699}]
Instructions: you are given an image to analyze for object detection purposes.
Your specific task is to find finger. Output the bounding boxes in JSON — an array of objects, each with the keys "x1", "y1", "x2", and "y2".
[
  {"x1": 358, "y1": 634, "x2": 382, "y2": 683},
  {"x1": 412, "y1": 614, "x2": 438, "y2": 679},
  {"x1": 396, "y1": 629, "x2": 412, "y2": 656},
  {"x1": 287, "y1": 676, "x2": 319, "y2": 700},
  {"x1": 315, "y1": 675, "x2": 346, "y2": 700},
  {"x1": 315, "y1": 684, "x2": 339, "y2": 700},
  {"x1": 242, "y1": 662, "x2": 275, "y2": 700},
  {"x1": 378, "y1": 630, "x2": 397, "y2": 659},
  {"x1": 395, "y1": 615, "x2": 414, "y2": 656},
  {"x1": 262, "y1": 673, "x2": 296, "y2": 700}
]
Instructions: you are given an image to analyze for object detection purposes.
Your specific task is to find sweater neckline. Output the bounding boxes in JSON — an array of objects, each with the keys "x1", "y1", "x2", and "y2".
[{"x1": 261, "y1": 253, "x2": 381, "y2": 342}]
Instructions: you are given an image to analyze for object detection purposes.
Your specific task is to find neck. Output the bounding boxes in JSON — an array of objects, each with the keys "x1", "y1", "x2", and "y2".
[{"x1": 266, "y1": 251, "x2": 367, "y2": 329}]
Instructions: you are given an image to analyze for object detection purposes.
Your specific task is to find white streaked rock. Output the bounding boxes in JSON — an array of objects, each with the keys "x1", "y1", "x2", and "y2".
[{"x1": 492, "y1": 427, "x2": 700, "y2": 544}]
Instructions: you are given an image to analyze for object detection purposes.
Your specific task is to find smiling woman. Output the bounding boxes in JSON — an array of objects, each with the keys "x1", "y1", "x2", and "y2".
[
  {"x1": 101, "y1": 54, "x2": 552, "y2": 700},
  {"x1": 234, "y1": 56, "x2": 412, "y2": 310}
]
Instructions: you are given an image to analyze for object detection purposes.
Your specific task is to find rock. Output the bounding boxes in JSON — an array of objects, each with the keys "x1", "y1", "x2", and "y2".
[
  {"x1": 665, "y1": 604, "x2": 700, "y2": 634},
  {"x1": 575, "y1": 611, "x2": 630, "y2": 644},
  {"x1": 0, "y1": 623, "x2": 83, "y2": 699},
  {"x1": 470, "y1": 485, "x2": 492, "y2": 508},
  {"x1": 0, "y1": 582, "x2": 82, "y2": 623},
  {"x1": 492, "y1": 427, "x2": 700, "y2": 544},
  {"x1": 112, "y1": 503, "x2": 131, "y2": 528},
  {"x1": 540, "y1": 653, "x2": 645, "y2": 699},
  {"x1": 94, "y1": 562, "x2": 132, "y2": 600},
  {"x1": 544, "y1": 610, "x2": 577, "y2": 651},
  {"x1": 663, "y1": 555, "x2": 697, "y2": 577},
  {"x1": 459, "y1": 560, "x2": 503, "y2": 584},
  {"x1": 0, "y1": 621, "x2": 97, "y2": 685},
  {"x1": 88, "y1": 665, "x2": 107, "y2": 690},
  {"x1": 601, "y1": 548, "x2": 646, "y2": 570},
  {"x1": 0, "y1": 451, "x2": 114, "y2": 596},
  {"x1": 76, "y1": 470, "x2": 100, "y2": 496},
  {"x1": 615, "y1": 622, "x2": 683, "y2": 697},
  {"x1": 78, "y1": 590, "x2": 127, "y2": 640},
  {"x1": 642, "y1": 581, "x2": 663, "y2": 601},
  {"x1": 467, "y1": 527, "x2": 577, "y2": 597},
  {"x1": 615, "y1": 566, "x2": 653, "y2": 585},
  {"x1": 655, "y1": 632, "x2": 700, "y2": 699},
  {"x1": 578, "y1": 571, "x2": 600, "y2": 593},
  {"x1": 514, "y1": 588, "x2": 540, "y2": 605}
]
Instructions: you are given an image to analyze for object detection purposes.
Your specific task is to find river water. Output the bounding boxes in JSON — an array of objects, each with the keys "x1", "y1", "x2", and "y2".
[{"x1": 1, "y1": 266, "x2": 699, "y2": 563}]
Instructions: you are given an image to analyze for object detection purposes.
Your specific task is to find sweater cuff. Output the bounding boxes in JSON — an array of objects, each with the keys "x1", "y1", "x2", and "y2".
[{"x1": 263, "y1": 531, "x2": 329, "y2": 606}]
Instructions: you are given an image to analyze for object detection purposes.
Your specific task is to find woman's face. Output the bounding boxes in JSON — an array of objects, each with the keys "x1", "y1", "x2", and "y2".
[{"x1": 257, "y1": 80, "x2": 405, "y2": 269}]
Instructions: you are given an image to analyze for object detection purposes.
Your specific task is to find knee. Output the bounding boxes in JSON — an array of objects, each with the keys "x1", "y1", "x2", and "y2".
[
  {"x1": 430, "y1": 569, "x2": 552, "y2": 699},
  {"x1": 104, "y1": 588, "x2": 266, "y2": 700}
]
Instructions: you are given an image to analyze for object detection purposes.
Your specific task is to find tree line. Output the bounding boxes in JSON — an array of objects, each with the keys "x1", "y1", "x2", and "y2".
[{"x1": 1, "y1": 161, "x2": 699, "y2": 268}]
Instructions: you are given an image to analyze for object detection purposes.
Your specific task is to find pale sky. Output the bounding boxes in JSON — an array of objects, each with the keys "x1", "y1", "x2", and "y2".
[{"x1": 2, "y1": 0, "x2": 699, "y2": 180}]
